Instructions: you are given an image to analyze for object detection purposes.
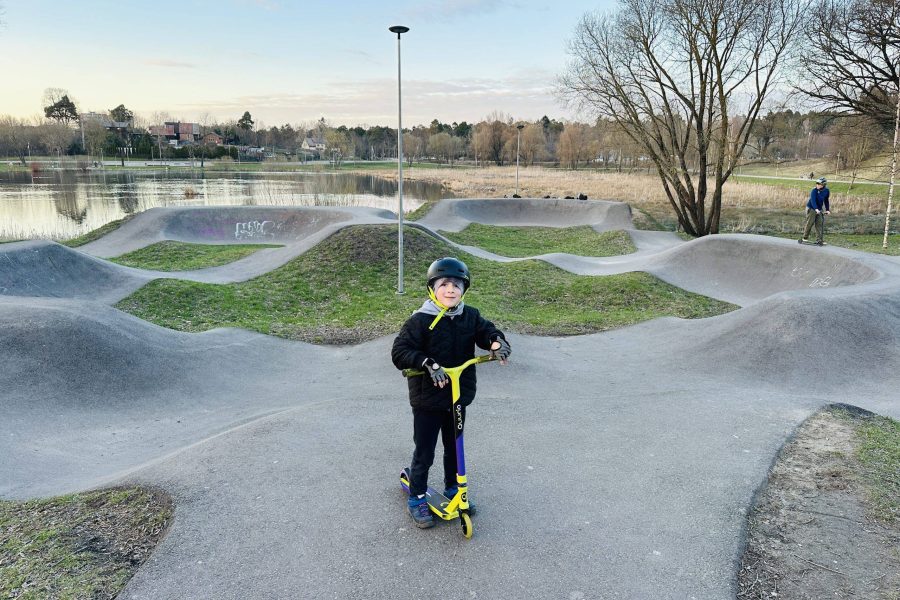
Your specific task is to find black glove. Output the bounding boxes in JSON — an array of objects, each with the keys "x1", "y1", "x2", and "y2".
[
  {"x1": 422, "y1": 358, "x2": 448, "y2": 387},
  {"x1": 491, "y1": 336, "x2": 511, "y2": 361}
]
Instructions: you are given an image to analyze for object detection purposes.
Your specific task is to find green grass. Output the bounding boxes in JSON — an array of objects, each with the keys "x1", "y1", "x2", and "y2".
[
  {"x1": 0, "y1": 487, "x2": 172, "y2": 600},
  {"x1": 110, "y1": 241, "x2": 283, "y2": 271},
  {"x1": 116, "y1": 225, "x2": 736, "y2": 344},
  {"x1": 854, "y1": 414, "x2": 900, "y2": 523},
  {"x1": 406, "y1": 200, "x2": 437, "y2": 221},
  {"x1": 440, "y1": 223, "x2": 637, "y2": 257},
  {"x1": 770, "y1": 232, "x2": 900, "y2": 255},
  {"x1": 60, "y1": 217, "x2": 132, "y2": 247}
]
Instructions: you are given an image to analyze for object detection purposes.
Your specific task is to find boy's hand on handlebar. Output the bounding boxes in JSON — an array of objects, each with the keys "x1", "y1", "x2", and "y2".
[
  {"x1": 490, "y1": 337, "x2": 511, "y2": 365},
  {"x1": 423, "y1": 358, "x2": 449, "y2": 388}
]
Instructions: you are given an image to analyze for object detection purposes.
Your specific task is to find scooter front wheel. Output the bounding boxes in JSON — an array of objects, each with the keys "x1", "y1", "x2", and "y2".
[{"x1": 460, "y1": 512, "x2": 473, "y2": 539}]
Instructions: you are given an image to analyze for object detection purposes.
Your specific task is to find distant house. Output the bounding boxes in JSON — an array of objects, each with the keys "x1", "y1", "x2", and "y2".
[
  {"x1": 80, "y1": 111, "x2": 131, "y2": 134},
  {"x1": 202, "y1": 132, "x2": 224, "y2": 146},
  {"x1": 149, "y1": 122, "x2": 201, "y2": 146},
  {"x1": 302, "y1": 137, "x2": 326, "y2": 152}
]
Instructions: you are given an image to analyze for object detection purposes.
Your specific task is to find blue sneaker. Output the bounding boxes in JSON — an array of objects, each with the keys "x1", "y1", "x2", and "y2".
[
  {"x1": 407, "y1": 495, "x2": 435, "y2": 528},
  {"x1": 444, "y1": 487, "x2": 476, "y2": 515}
]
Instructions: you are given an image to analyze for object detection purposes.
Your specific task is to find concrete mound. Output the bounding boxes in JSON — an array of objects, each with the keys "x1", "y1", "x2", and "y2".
[
  {"x1": 80, "y1": 206, "x2": 396, "y2": 258},
  {"x1": 647, "y1": 235, "x2": 881, "y2": 305},
  {"x1": 417, "y1": 198, "x2": 634, "y2": 232},
  {"x1": 0, "y1": 297, "x2": 204, "y2": 401},
  {"x1": 0, "y1": 241, "x2": 149, "y2": 302}
]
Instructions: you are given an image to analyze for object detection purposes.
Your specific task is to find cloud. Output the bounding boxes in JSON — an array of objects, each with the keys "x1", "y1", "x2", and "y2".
[
  {"x1": 143, "y1": 59, "x2": 197, "y2": 69},
  {"x1": 172, "y1": 70, "x2": 567, "y2": 125},
  {"x1": 409, "y1": 0, "x2": 510, "y2": 19}
]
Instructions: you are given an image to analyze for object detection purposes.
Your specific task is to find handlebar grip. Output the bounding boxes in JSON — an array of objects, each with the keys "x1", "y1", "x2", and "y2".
[{"x1": 402, "y1": 368, "x2": 424, "y2": 378}]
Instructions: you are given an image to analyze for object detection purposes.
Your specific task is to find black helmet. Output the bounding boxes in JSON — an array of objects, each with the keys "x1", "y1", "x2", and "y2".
[{"x1": 426, "y1": 257, "x2": 470, "y2": 291}]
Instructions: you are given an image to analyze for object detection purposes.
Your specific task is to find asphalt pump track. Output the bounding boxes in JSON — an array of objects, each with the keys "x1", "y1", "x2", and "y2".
[{"x1": 2, "y1": 199, "x2": 899, "y2": 599}]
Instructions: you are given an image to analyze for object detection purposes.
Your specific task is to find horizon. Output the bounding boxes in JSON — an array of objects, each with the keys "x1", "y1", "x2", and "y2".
[{"x1": 0, "y1": 0, "x2": 613, "y2": 128}]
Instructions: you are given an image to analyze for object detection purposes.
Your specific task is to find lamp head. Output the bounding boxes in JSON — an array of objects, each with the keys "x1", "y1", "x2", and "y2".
[{"x1": 389, "y1": 25, "x2": 410, "y2": 37}]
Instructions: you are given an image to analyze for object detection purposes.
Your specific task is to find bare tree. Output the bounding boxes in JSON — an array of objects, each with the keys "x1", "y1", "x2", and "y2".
[
  {"x1": 403, "y1": 132, "x2": 422, "y2": 166},
  {"x1": 519, "y1": 123, "x2": 547, "y2": 166},
  {"x1": 831, "y1": 115, "x2": 883, "y2": 188},
  {"x1": 473, "y1": 112, "x2": 511, "y2": 166},
  {"x1": 427, "y1": 132, "x2": 453, "y2": 164},
  {"x1": 800, "y1": 0, "x2": 899, "y2": 133},
  {"x1": 38, "y1": 121, "x2": 75, "y2": 159},
  {"x1": 557, "y1": 122, "x2": 597, "y2": 169},
  {"x1": 82, "y1": 120, "x2": 108, "y2": 158},
  {"x1": 560, "y1": 0, "x2": 805, "y2": 235}
]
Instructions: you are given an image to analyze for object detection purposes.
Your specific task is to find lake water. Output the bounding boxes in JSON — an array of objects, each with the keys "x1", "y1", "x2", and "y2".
[{"x1": 0, "y1": 169, "x2": 446, "y2": 240}]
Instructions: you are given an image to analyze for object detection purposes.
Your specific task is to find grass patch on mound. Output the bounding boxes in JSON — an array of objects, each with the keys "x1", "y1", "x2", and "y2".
[
  {"x1": 110, "y1": 241, "x2": 283, "y2": 271},
  {"x1": 117, "y1": 225, "x2": 735, "y2": 343},
  {"x1": 440, "y1": 223, "x2": 637, "y2": 257},
  {"x1": 61, "y1": 217, "x2": 132, "y2": 248},
  {"x1": 0, "y1": 487, "x2": 172, "y2": 600},
  {"x1": 406, "y1": 200, "x2": 437, "y2": 221},
  {"x1": 852, "y1": 412, "x2": 900, "y2": 523}
]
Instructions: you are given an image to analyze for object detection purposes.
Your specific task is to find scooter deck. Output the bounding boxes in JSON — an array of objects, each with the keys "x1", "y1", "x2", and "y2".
[
  {"x1": 400, "y1": 468, "x2": 463, "y2": 521},
  {"x1": 798, "y1": 240, "x2": 827, "y2": 246},
  {"x1": 425, "y1": 489, "x2": 459, "y2": 520}
]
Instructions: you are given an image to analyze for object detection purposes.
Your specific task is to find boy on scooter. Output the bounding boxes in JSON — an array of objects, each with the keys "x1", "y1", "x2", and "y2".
[{"x1": 391, "y1": 257, "x2": 511, "y2": 528}]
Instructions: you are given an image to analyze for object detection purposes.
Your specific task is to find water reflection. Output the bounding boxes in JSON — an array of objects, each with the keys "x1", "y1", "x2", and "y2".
[{"x1": 0, "y1": 170, "x2": 447, "y2": 240}]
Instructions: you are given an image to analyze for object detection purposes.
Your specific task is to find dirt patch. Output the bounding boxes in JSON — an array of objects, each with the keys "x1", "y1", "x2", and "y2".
[
  {"x1": 0, "y1": 486, "x2": 173, "y2": 599},
  {"x1": 738, "y1": 406, "x2": 900, "y2": 599}
]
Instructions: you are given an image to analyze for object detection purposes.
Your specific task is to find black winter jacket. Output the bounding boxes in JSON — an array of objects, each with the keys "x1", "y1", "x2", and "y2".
[{"x1": 391, "y1": 305, "x2": 506, "y2": 411}]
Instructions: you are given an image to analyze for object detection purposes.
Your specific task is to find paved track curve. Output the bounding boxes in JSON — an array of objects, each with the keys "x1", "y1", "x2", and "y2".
[{"x1": 2, "y1": 199, "x2": 898, "y2": 599}]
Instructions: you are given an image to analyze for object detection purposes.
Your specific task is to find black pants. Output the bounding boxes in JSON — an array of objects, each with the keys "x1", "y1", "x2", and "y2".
[{"x1": 409, "y1": 406, "x2": 465, "y2": 497}]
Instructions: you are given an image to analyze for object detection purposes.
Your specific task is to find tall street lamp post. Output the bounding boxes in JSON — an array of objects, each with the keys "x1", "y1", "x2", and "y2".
[
  {"x1": 390, "y1": 25, "x2": 409, "y2": 294},
  {"x1": 515, "y1": 123, "x2": 524, "y2": 197}
]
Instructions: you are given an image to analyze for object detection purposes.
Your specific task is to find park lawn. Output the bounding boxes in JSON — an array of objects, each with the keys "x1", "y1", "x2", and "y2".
[
  {"x1": 61, "y1": 217, "x2": 132, "y2": 248},
  {"x1": 771, "y1": 232, "x2": 900, "y2": 255},
  {"x1": 441, "y1": 223, "x2": 637, "y2": 257},
  {"x1": 110, "y1": 241, "x2": 283, "y2": 271},
  {"x1": 116, "y1": 225, "x2": 735, "y2": 344},
  {"x1": 0, "y1": 487, "x2": 172, "y2": 600}
]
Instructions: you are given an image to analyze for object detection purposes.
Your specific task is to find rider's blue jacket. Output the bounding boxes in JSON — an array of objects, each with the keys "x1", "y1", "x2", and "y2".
[{"x1": 807, "y1": 186, "x2": 830, "y2": 212}]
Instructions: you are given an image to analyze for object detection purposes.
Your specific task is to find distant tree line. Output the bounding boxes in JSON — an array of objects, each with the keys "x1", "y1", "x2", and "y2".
[{"x1": 1, "y1": 103, "x2": 892, "y2": 179}]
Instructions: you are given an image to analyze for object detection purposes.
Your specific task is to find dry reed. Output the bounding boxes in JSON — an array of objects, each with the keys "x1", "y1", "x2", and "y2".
[{"x1": 359, "y1": 165, "x2": 887, "y2": 217}]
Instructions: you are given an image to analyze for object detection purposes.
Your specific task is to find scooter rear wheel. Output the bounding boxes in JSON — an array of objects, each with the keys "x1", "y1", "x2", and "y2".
[{"x1": 460, "y1": 512, "x2": 473, "y2": 539}]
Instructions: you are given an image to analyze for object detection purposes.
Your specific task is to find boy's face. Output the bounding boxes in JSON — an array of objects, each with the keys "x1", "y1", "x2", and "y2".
[{"x1": 432, "y1": 277, "x2": 464, "y2": 308}]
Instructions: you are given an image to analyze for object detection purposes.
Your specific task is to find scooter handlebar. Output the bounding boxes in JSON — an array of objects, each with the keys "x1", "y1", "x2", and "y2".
[{"x1": 401, "y1": 353, "x2": 497, "y2": 378}]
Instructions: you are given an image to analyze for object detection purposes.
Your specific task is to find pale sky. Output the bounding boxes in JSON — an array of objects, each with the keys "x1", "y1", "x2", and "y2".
[{"x1": 0, "y1": 0, "x2": 614, "y2": 128}]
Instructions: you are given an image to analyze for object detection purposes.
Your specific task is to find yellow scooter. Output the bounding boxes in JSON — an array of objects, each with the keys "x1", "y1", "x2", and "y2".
[{"x1": 400, "y1": 353, "x2": 498, "y2": 539}]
